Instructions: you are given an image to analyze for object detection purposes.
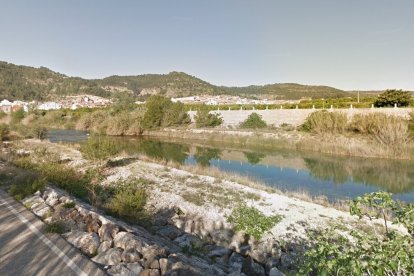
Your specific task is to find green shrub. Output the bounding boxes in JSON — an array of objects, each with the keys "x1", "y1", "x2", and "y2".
[
  {"x1": 62, "y1": 201, "x2": 76, "y2": 209},
  {"x1": 80, "y1": 135, "x2": 119, "y2": 162},
  {"x1": 227, "y1": 204, "x2": 282, "y2": 239},
  {"x1": 300, "y1": 111, "x2": 348, "y2": 134},
  {"x1": 105, "y1": 180, "x2": 148, "y2": 223},
  {"x1": 8, "y1": 176, "x2": 46, "y2": 200},
  {"x1": 0, "y1": 123, "x2": 10, "y2": 141},
  {"x1": 300, "y1": 191, "x2": 414, "y2": 275},
  {"x1": 142, "y1": 95, "x2": 190, "y2": 129},
  {"x1": 374, "y1": 89, "x2": 412, "y2": 107},
  {"x1": 44, "y1": 221, "x2": 67, "y2": 234},
  {"x1": 30, "y1": 124, "x2": 48, "y2": 140},
  {"x1": 349, "y1": 113, "x2": 409, "y2": 146},
  {"x1": 11, "y1": 108, "x2": 25, "y2": 123},
  {"x1": 194, "y1": 109, "x2": 223, "y2": 127},
  {"x1": 239, "y1": 113, "x2": 267, "y2": 129}
]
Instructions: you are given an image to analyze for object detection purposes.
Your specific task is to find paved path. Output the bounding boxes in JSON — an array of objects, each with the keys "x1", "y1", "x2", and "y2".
[{"x1": 0, "y1": 189, "x2": 106, "y2": 276}]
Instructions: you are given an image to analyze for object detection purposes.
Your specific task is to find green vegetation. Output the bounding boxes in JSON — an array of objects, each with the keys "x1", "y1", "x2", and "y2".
[
  {"x1": 300, "y1": 192, "x2": 414, "y2": 275},
  {"x1": 62, "y1": 201, "x2": 76, "y2": 209},
  {"x1": 349, "y1": 113, "x2": 410, "y2": 146},
  {"x1": 11, "y1": 109, "x2": 25, "y2": 123},
  {"x1": 239, "y1": 112, "x2": 267, "y2": 129},
  {"x1": 105, "y1": 180, "x2": 148, "y2": 223},
  {"x1": 8, "y1": 176, "x2": 46, "y2": 201},
  {"x1": 0, "y1": 60, "x2": 351, "y2": 101},
  {"x1": 142, "y1": 95, "x2": 190, "y2": 128},
  {"x1": 227, "y1": 204, "x2": 282, "y2": 239},
  {"x1": 300, "y1": 111, "x2": 347, "y2": 134},
  {"x1": 374, "y1": 89, "x2": 412, "y2": 107},
  {"x1": 44, "y1": 221, "x2": 67, "y2": 234},
  {"x1": 194, "y1": 109, "x2": 223, "y2": 127},
  {"x1": 80, "y1": 135, "x2": 119, "y2": 162},
  {"x1": 301, "y1": 111, "x2": 411, "y2": 146},
  {"x1": 0, "y1": 123, "x2": 10, "y2": 141}
]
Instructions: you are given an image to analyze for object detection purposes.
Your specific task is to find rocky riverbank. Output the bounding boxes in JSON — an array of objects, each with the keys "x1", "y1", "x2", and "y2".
[{"x1": 3, "y1": 139, "x2": 401, "y2": 275}]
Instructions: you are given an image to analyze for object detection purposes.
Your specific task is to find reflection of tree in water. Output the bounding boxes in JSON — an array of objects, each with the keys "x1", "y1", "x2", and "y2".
[
  {"x1": 244, "y1": 152, "x2": 265, "y2": 165},
  {"x1": 140, "y1": 140, "x2": 189, "y2": 164},
  {"x1": 112, "y1": 138, "x2": 189, "y2": 164},
  {"x1": 304, "y1": 156, "x2": 414, "y2": 193},
  {"x1": 194, "y1": 147, "x2": 222, "y2": 166}
]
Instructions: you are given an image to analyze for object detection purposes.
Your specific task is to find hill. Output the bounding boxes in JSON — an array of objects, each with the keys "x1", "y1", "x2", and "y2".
[{"x1": 0, "y1": 60, "x2": 350, "y2": 101}]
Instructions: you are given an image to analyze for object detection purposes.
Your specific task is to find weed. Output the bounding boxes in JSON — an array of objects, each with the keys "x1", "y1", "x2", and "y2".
[
  {"x1": 227, "y1": 204, "x2": 282, "y2": 240},
  {"x1": 44, "y1": 221, "x2": 67, "y2": 234}
]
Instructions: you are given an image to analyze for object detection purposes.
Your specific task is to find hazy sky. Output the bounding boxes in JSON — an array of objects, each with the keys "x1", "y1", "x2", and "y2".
[{"x1": 0, "y1": 0, "x2": 413, "y2": 90}]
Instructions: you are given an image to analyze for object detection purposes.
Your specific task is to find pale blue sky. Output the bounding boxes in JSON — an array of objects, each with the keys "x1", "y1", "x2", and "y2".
[{"x1": 0, "y1": 0, "x2": 413, "y2": 90}]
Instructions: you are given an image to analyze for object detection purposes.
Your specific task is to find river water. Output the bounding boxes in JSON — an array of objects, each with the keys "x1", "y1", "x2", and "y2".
[{"x1": 47, "y1": 129, "x2": 414, "y2": 203}]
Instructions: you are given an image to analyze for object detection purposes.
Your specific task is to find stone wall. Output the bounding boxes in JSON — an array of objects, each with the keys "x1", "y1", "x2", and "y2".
[{"x1": 188, "y1": 107, "x2": 414, "y2": 127}]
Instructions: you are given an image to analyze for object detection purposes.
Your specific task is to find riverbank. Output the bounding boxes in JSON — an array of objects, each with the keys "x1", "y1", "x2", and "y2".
[
  {"x1": 144, "y1": 127, "x2": 414, "y2": 160},
  {"x1": 2, "y1": 139, "x2": 409, "y2": 275}
]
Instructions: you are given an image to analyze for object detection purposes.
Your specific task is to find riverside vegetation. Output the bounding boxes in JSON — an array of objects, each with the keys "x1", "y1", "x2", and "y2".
[{"x1": 1, "y1": 137, "x2": 413, "y2": 275}]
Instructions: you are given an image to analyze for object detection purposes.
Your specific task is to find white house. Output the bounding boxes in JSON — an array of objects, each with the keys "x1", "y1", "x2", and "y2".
[
  {"x1": 38, "y1": 102, "x2": 62, "y2": 110},
  {"x1": 0, "y1": 99, "x2": 12, "y2": 113}
]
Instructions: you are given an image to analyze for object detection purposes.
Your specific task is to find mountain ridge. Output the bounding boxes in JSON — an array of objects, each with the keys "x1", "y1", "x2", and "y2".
[{"x1": 0, "y1": 60, "x2": 352, "y2": 101}]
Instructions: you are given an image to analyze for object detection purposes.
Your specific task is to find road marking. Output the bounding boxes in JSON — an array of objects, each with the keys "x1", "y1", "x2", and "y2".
[{"x1": 0, "y1": 196, "x2": 88, "y2": 276}]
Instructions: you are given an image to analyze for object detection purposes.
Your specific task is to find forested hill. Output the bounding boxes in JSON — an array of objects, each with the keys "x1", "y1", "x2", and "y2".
[{"x1": 0, "y1": 61, "x2": 350, "y2": 101}]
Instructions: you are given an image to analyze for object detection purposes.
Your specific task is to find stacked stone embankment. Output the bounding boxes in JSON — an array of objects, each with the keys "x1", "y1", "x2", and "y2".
[{"x1": 189, "y1": 107, "x2": 414, "y2": 127}]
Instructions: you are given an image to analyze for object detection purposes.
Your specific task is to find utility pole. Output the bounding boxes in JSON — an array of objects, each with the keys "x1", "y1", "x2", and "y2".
[{"x1": 357, "y1": 91, "x2": 360, "y2": 103}]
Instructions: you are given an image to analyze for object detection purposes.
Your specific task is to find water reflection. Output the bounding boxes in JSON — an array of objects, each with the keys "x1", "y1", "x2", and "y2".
[{"x1": 47, "y1": 130, "x2": 414, "y2": 202}]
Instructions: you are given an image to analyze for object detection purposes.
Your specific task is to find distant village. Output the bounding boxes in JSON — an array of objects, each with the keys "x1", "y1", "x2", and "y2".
[
  {"x1": 171, "y1": 95, "x2": 300, "y2": 105},
  {"x1": 0, "y1": 95, "x2": 112, "y2": 113},
  {"x1": 0, "y1": 94, "x2": 301, "y2": 114}
]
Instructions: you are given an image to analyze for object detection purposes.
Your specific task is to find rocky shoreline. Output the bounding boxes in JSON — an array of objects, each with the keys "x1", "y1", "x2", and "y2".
[{"x1": 5, "y1": 139, "x2": 397, "y2": 275}]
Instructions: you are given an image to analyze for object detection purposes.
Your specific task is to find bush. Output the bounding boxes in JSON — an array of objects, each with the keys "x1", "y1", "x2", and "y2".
[
  {"x1": 300, "y1": 111, "x2": 348, "y2": 134},
  {"x1": 227, "y1": 204, "x2": 282, "y2": 239},
  {"x1": 300, "y1": 192, "x2": 414, "y2": 275},
  {"x1": 239, "y1": 113, "x2": 267, "y2": 129},
  {"x1": 30, "y1": 124, "x2": 48, "y2": 140},
  {"x1": 194, "y1": 109, "x2": 223, "y2": 127},
  {"x1": 349, "y1": 113, "x2": 409, "y2": 146},
  {"x1": 11, "y1": 108, "x2": 25, "y2": 123},
  {"x1": 142, "y1": 96, "x2": 190, "y2": 129},
  {"x1": 374, "y1": 89, "x2": 412, "y2": 107},
  {"x1": 8, "y1": 176, "x2": 46, "y2": 200},
  {"x1": 105, "y1": 180, "x2": 147, "y2": 222},
  {"x1": 44, "y1": 221, "x2": 67, "y2": 234},
  {"x1": 0, "y1": 123, "x2": 10, "y2": 141},
  {"x1": 80, "y1": 135, "x2": 119, "y2": 162}
]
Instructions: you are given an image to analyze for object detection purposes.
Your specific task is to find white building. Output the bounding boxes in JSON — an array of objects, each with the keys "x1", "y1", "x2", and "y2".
[{"x1": 38, "y1": 102, "x2": 62, "y2": 110}]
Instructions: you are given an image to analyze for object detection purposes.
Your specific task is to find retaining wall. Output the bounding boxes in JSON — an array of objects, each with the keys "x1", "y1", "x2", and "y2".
[{"x1": 188, "y1": 108, "x2": 414, "y2": 127}]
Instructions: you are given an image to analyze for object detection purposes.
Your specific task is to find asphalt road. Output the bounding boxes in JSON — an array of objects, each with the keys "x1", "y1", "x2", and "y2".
[{"x1": 0, "y1": 189, "x2": 106, "y2": 276}]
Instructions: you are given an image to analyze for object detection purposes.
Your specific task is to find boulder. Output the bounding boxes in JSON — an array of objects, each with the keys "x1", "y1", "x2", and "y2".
[
  {"x1": 269, "y1": 267, "x2": 285, "y2": 276},
  {"x1": 121, "y1": 248, "x2": 142, "y2": 263},
  {"x1": 32, "y1": 202, "x2": 51, "y2": 218},
  {"x1": 99, "y1": 223, "x2": 119, "y2": 242},
  {"x1": 157, "y1": 225, "x2": 182, "y2": 240},
  {"x1": 92, "y1": 248, "x2": 122, "y2": 266},
  {"x1": 207, "y1": 246, "x2": 232, "y2": 258},
  {"x1": 97, "y1": 240, "x2": 113, "y2": 254},
  {"x1": 242, "y1": 257, "x2": 265, "y2": 276},
  {"x1": 229, "y1": 252, "x2": 244, "y2": 273},
  {"x1": 64, "y1": 231, "x2": 100, "y2": 256},
  {"x1": 173, "y1": 234, "x2": 203, "y2": 249},
  {"x1": 114, "y1": 232, "x2": 145, "y2": 251},
  {"x1": 126, "y1": 262, "x2": 144, "y2": 275}
]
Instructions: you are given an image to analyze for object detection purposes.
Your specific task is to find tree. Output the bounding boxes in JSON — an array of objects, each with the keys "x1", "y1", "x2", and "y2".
[
  {"x1": 194, "y1": 109, "x2": 223, "y2": 127},
  {"x1": 240, "y1": 113, "x2": 267, "y2": 129},
  {"x1": 374, "y1": 89, "x2": 412, "y2": 107}
]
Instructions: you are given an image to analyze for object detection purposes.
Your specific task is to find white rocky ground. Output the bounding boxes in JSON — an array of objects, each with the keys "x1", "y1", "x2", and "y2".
[{"x1": 8, "y1": 139, "x2": 400, "y2": 275}]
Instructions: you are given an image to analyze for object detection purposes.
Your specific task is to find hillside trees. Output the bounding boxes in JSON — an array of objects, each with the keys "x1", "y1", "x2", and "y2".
[{"x1": 374, "y1": 89, "x2": 412, "y2": 107}]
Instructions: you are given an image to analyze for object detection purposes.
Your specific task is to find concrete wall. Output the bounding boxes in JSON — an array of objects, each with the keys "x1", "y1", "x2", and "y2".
[{"x1": 188, "y1": 107, "x2": 414, "y2": 127}]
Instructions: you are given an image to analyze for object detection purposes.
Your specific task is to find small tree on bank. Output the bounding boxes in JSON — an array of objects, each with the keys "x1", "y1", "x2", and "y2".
[
  {"x1": 240, "y1": 112, "x2": 267, "y2": 129},
  {"x1": 195, "y1": 109, "x2": 223, "y2": 127},
  {"x1": 374, "y1": 89, "x2": 412, "y2": 107}
]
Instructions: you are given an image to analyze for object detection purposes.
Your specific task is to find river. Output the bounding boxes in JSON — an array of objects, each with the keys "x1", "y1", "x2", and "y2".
[{"x1": 47, "y1": 129, "x2": 414, "y2": 203}]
